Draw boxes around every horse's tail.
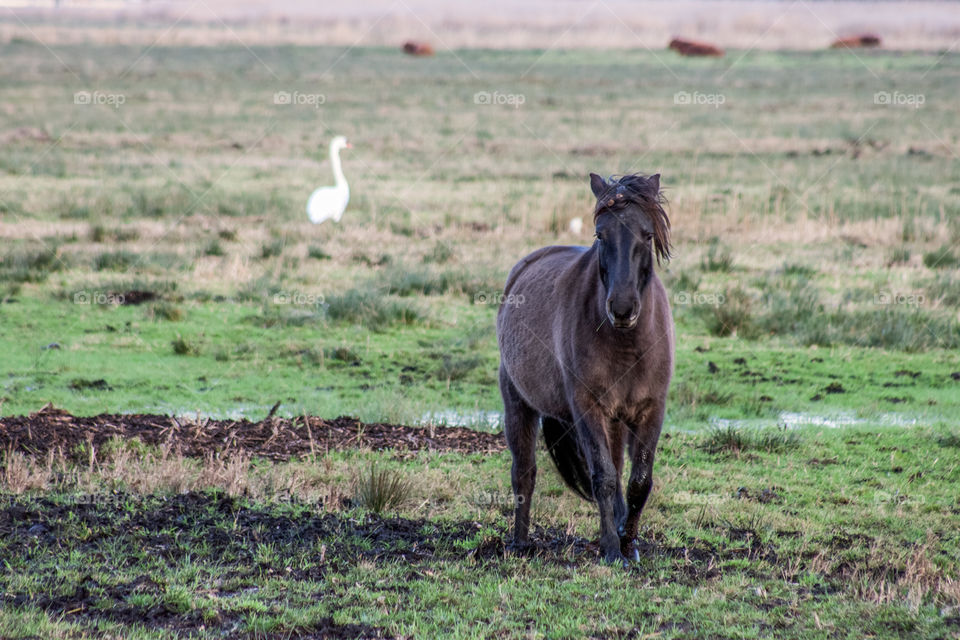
[541,417,594,502]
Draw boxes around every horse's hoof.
[602,550,628,566]
[506,540,534,556]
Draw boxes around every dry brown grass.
[803,533,960,611]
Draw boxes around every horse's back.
[497,245,590,418]
[502,245,588,297]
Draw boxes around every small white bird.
[568,217,583,235]
[306,136,351,224]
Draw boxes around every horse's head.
[590,172,671,329]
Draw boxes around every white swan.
[306,136,351,224]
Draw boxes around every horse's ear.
[648,173,661,194]
[589,173,606,198]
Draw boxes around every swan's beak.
[345,142,353,149]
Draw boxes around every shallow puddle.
[418,410,503,431]
[708,410,921,432]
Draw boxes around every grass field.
[1,40,960,638]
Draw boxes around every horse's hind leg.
[499,365,538,550]
[622,402,665,560]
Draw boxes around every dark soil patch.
[894,369,921,379]
[117,289,158,305]
[0,405,505,462]
[68,378,111,391]
[735,486,782,503]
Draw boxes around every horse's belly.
[497,301,569,418]
[505,350,568,418]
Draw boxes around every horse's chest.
[575,350,649,400]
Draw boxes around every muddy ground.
[0,405,505,462]
[0,490,794,639]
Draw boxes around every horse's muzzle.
[607,300,640,329]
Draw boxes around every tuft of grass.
[260,238,285,259]
[756,277,822,337]
[384,266,502,298]
[704,286,754,337]
[354,464,412,515]
[924,273,960,307]
[665,269,700,295]
[352,252,392,267]
[808,308,960,352]
[324,287,422,331]
[148,302,184,321]
[94,250,138,272]
[435,353,483,382]
[778,262,817,278]
[0,245,66,283]
[90,226,140,243]
[203,240,225,257]
[700,239,734,272]
[423,241,455,264]
[936,432,960,448]
[887,247,911,266]
[307,245,332,260]
[236,276,284,303]
[923,244,960,269]
[326,345,360,363]
[701,425,799,456]
[171,334,202,356]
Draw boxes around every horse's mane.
[593,174,671,264]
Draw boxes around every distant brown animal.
[668,38,724,57]
[497,172,674,565]
[830,34,881,49]
[402,41,434,56]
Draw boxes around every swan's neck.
[330,146,347,188]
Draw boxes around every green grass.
[0,43,958,423]
[1,425,958,638]
[1,39,960,639]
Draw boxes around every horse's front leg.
[572,405,624,565]
[621,402,665,560]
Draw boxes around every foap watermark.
[874,291,925,307]
[472,490,525,508]
[874,91,925,109]
[473,91,525,108]
[674,91,725,108]
[874,490,926,507]
[674,291,726,306]
[673,490,726,505]
[273,291,326,306]
[474,291,525,306]
[73,290,125,305]
[273,91,326,109]
[74,91,125,109]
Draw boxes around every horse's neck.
[580,246,611,329]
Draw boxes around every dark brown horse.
[497,172,674,564]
